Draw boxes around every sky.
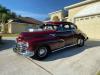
[0,0,82,21]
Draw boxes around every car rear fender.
[78,33,87,40]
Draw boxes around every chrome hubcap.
[38,47,47,57]
[78,39,83,45]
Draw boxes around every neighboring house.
[0,17,43,33]
[49,0,100,39]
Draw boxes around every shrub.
[97,71,100,75]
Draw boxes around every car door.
[56,24,74,46]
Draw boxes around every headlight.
[23,42,29,47]
[26,42,29,47]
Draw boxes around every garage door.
[75,15,100,40]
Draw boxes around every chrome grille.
[17,42,27,53]
[13,42,34,57]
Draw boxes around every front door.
[56,24,74,46]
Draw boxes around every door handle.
[58,39,65,43]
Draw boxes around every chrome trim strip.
[52,44,77,52]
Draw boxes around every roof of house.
[49,0,96,16]
[64,0,96,9]
[18,17,44,24]
[45,21,74,25]
[10,17,43,25]
[49,10,63,15]
[74,2,100,18]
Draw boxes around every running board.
[52,44,77,52]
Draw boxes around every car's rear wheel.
[77,38,84,47]
[34,46,49,60]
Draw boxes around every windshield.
[42,25,57,30]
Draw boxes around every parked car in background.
[13,22,88,60]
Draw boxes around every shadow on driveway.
[43,40,100,61]
[0,40,15,51]
[0,38,100,61]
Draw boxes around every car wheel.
[34,46,49,60]
[77,38,84,47]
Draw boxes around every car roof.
[45,22,74,25]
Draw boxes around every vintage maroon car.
[13,22,88,60]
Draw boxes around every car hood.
[17,30,56,41]
[21,30,56,36]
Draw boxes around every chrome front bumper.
[13,43,34,57]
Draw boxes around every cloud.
[13,10,48,20]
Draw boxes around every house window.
[80,18,84,20]
[97,15,100,18]
[85,17,89,20]
[75,18,79,21]
[91,16,95,19]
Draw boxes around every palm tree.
[0,5,18,23]
[0,5,9,22]
[0,5,18,33]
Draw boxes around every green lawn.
[0,33,19,37]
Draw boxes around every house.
[0,17,43,33]
[49,0,100,39]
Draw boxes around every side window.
[70,25,77,30]
[47,26,53,30]
[44,26,53,30]
[53,26,57,30]
[56,24,63,31]
[64,25,69,29]
[63,25,70,31]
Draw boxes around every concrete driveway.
[0,37,100,75]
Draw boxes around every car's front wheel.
[34,46,49,60]
[77,38,84,47]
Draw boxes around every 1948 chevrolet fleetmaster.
[13,22,88,60]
